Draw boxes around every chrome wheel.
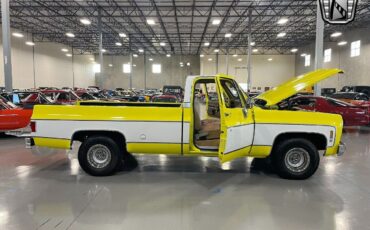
[87,144,112,169]
[284,147,310,173]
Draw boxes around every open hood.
[255,68,343,106]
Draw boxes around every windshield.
[327,98,353,107]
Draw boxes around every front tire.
[78,136,120,176]
[272,138,320,180]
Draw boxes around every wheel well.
[272,132,327,151]
[72,130,126,151]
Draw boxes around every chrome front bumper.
[337,142,346,156]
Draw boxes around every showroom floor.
[0,129,370,230]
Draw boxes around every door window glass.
[220,79,243,108]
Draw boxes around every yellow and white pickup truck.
[27,69,345,179]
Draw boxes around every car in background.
[0,96,32,132]
[1,91,52,108]
[163,85,184,101]
[340,86,370,96]
[331,92,370,107]
[74,90,97,100]
[321,88,336,97]
[248,92,260,98]
[288,96,369,126]
[42,90,81,104]
[151,94,179,103]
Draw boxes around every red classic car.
[0,96,32,131]
[331,92,370,107]
[289,96,370,126]
[42,90,81,104]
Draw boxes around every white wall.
[295,27,370,90]
[0,29,95,89]
[201,54,296,91]
[96,55,200,89]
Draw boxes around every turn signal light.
[30,121,36,132]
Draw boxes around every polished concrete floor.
[0,128,370,230]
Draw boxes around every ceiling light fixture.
[277,18,289,25]
[66,53,72,57]
[268,58,273,61]
[119,33,127,38]
[138,49,144,53]
[115,42,122,46]
[12,32,24,38]
[300,53,307,57]
[232,54,238,57]
[212,19,221,25]
[251,42,255,46]
[61,48,68,52]
[101,49,107,53]
[147,19,155,25]
[208,58,213,61]
[337,41,347,46]
[214,49,219,53]
[204,42,210,47]
[238,58,242,62]
[108,64,113,67]
[159,42,166,46]
[252,49,258,53]
[277,32,286,38]
[133,54,138,57]
[149,58,153,61]
[166,54,171,57]
[66,32,75,38]
[291,48,298,53]
[330,32,342,38]
[80,18,91,25]
[25,41,35,46]
[225,33,232,38]
[187,62,190,66]
[200,54,204,57]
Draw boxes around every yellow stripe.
[250,146,272,158]
[127,143,182,154]
[34,137,71,149]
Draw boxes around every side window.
[220,79,243,108]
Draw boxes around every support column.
[314,0,324,96]
[98,9,104,83]
[215,53,219,74]
[226,48,229,75]
[247,8,252,92]
[2,0,13,91]
[144,51,147,90]
[32,35,36,89]
[72,47,75,88]
[129,34,133,89]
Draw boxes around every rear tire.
[272,138,320,180]
[78,136,120,176]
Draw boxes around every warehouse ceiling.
[6,0,370,55]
